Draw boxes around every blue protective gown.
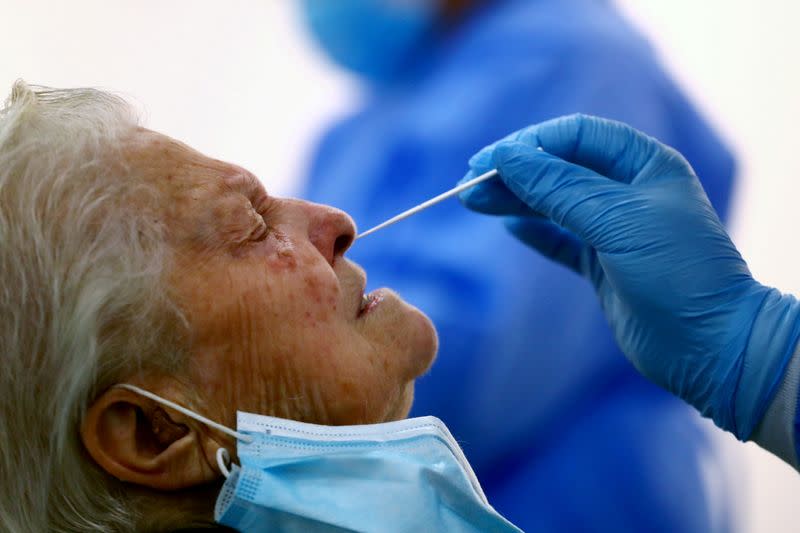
[303,0,737,531]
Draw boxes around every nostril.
[333,234,353,257]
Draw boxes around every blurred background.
[1,1,797,531]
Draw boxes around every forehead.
[125,128,261,196]
[123,129,272,254]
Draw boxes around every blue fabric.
[302,0,736,530]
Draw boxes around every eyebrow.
[221,170,269,203]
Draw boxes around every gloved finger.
[492,140,627,247]
[503,215,595,278]
[458,168,538,216]
[466,127,533,175]
[533,114,694,185]
[460,129,542,216]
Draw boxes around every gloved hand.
[460,114,800,440]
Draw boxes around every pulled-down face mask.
[118,384,521,532]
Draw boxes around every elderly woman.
[0,82,439,531]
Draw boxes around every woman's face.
[130,129,437,427]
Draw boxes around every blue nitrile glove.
[459,114,800,440]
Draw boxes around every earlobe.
[81,385,221,490]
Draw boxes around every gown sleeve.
[752,340,800,469]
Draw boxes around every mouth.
[357,289,383,318]
[347,260,383,319]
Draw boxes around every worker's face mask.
[118,384,520,533]
[300,0,440,83]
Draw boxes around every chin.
[368,290,439,377]
[406,305,438,376]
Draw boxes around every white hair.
[0,82,195,531]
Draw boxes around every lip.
[346,260,382,319]
[357,289,384,318]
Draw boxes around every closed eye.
[248,216,269,242]
[248,196,280,243]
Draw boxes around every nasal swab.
[356,169,498,239]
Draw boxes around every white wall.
[0,0,355,197]
[1,1,798,531]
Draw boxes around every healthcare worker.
[299,1,736,530]
[459,113,800,471]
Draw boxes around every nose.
[306,202,356,265]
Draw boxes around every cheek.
[260,236,340,319]
[264,307,407,425]
[183,239,407,424]
[297,272,340,323]
[274,251,344,327]
[253,230,298,270]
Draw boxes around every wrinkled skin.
[129,128,438,429]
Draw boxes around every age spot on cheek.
[266,232,298,271]
[302,275,322,304]
[276,248,297,270]
[303,309,325,328]
[265,253,297,273]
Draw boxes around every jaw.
[383,382,416,422]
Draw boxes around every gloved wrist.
[728,285,800,440]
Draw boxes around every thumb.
[493,141,627,247]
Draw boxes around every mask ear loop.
[216,448,232,478]
[115,384,254,477]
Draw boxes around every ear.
[81,384,223,490]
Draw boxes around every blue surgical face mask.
[300,0,440,83]
[118,384,521,533]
